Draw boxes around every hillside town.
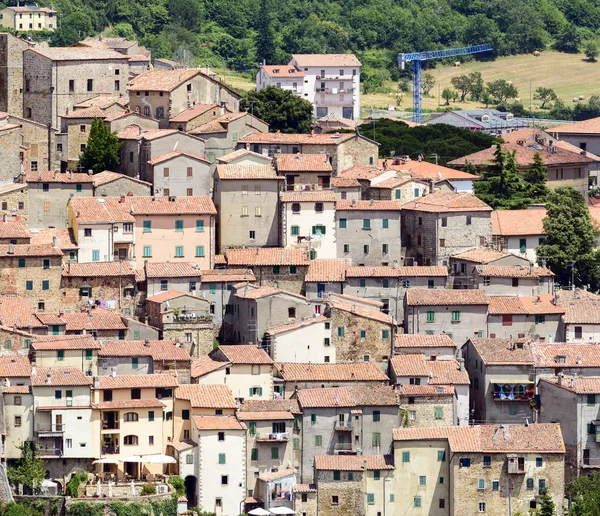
[0,27,600,516]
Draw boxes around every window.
[141,245,151,258]
[373,470,381,480]
[312,225,326,235]
[519,238,527,254]
[483,456,491,467]
[575,326,583,339]
[382,329,389,339]
[339,218,347,228]
[311,413,317,424]
[492,480,499,491]
[91,249,100,262]
[57,350,64,361]
[479,502,486,513]
[175,246,184,257]
[372,432,381,446]
[364,245,370,254]
[451,311,461,321]
[87,79,93,92]
[363,218,370,229]
[54,390,62,400]
[218,453,226,464]
[478,479,486,490]
[360,329,366,339]
[148,411,154,422]
[292,203,301,214]
[502,315,513,326]
[85,350,92,361]
[526,478,534,489]
[143,220,151,232]
[124,435,138,446]
[175,220,184,232]
[215,499,222,508]
[14,416,21,427]
[439,238,445,247]
[131,388,141,400]
[273,265,280,274]
[337,326,345,337]
[160,280,168,291]
[535,315,546,324]
[331,496,339,505]
[536,457,543,467]
[426,311,435,322]
[509,404,517,416]
[438,450,446,461]
[251,448,258,461]
[367,493,375,505]
[291,225,300,235]
[315,435,322,446]
[395,190,401,200]
[315,202,324,213]
[382,244,389,254]
[459,458,471,468]
[414,497,421,508]
[434,407,443,419]
[402,451,410,463]
[419,475,427,486]
[124,412,139,422]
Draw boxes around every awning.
[592,420,600,425]
[92,459,119,465]
[120,455,143,463]
[249,509,271,516]
[143,454,176,464]
[269,508,295,515]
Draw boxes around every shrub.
[66,472,88,498]
[168,476,185,497]
[68,501,104,516]
[141,484,156,496]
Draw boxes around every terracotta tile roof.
[0,183,28,195]
[61,107,106,119]
[117,124,143,140]
[396,385,455,396]
[102,110,154,123]
[346,266,447,278]
[293,484,316,493]
[281,191,337,203]
[225,248,309,266]
[167,440,197,452]
[451,248,511,263]
[214,255,226,265]
[276,362,389,382]
[96,373,178,390]
[520,295,564,315]
[305,259,350,282]
[62,261,135,277]
[327,293,383,307]
[292,54,361,67]
[30,228,78,250]
[128,54,151,62]
[331,177,361,187]
[31,367,92,386]
[0,220,31,240]
[146,290,187,304]
[188,112,254,134]
[0,244,62,258]
[145,262,203,278]
[336,200,402,211]
[216,149,271,164]
[8,6,55,12]
[238,398,301,415]
[93,400,165,410]
[382,159,479,182]
[235,286,291,300]
[328,297,396,324]
[147,150,209,166]
[239,132,356,145]
[128,69,201,92]
[3,385,30,394]
[215,345,273,365]
[261,65,305,78]
[370,177,418,189]
[192,415,245,430]
[448,142,593,167]
[487,296,528,315]
[0,294,45,328]
[236,411,293,421]
[402,191,492,213]
[169,104,220,122]
[215,164,280,180]
[98,340,191,362]
[191,356,229,378]
[392,423,564,453]
[297,385,398,408]
[276,154,333,172]
[405,288,488,306]
[491,208,545,236]
[265,315,328,336]
[176,384,236,409]
[58,310,126,331]
[390,355,470,385]
[339,166,385,180]
[470,338,534,365]
[69,197,135,223]
[476,265,554,278]
[30,47,128,62]
[31,335,101,350]
[35,313,66,326]
[532,343,600,368]
[395,334,457,349]
[74,95,129,110]
[555,290,600,323]
[315,455,393,471]
[0,355,31,377]
[200,268,256,283]
[259,468,296,482]
[550,117,600,135]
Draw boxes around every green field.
[213,51,600,118]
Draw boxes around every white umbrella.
[95,480,102,497]
[269,508,295,515]
[120,455,144,463]
[143,454,176,464]
[93,459,119,464]
[248,509,271,516]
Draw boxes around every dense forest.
[10,0,600,80]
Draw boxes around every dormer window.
[481,115,489,122]
[555,355,566,364]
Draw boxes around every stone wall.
[162,321,215,358]
[251,265,308,295]
[0,327,33,354]
[0,185,28,225]
[399,395,454,427]
[294,491,316,516]
[337,136,379,174]
[0,34,29,116]
[94,178,151,197]
[316,471,363,516]
[8,116,59,172]
[119,139,141,178]
[0,126,22,184]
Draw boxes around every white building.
[193,415,246,516]
[491,208,546,263]
[280,191,337,259]
[257,54,361,121]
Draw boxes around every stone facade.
[8,115,59,172]
[93,175,152,197]
[398,394,455,428]
[0,34,30,116]
[243,265,308,295]
[0,123,22,184]
[316,471,363,516]
[162,322,214,358]
[0,184,28,224]
[293,489,317,516]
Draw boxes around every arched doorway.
[185,475,197,509]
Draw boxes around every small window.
[414,497,421,508]
[87,79,93,92]
[419,476,426,486]
[536,457,543,467]
[218,453,226,464]
[459,458,471,468]
[478,478,485,490]
[292,203,301,214]
[339,218,347,228]
[362,218,370,229]
[492,480,499,491]
[438,450,445,461]
[331,496,339,505]
[14,416,21,427]
[483,456,491,467]
[479,502,486,513]
[402,451,410,463]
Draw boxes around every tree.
[240,86,313,133]
[523,152,549,201]
[480,89,492,108]
[79,118,123,174]
[7,441,46,494]
[486,79,518,103]
[538,488,556,516]
[536,188,600,290]
[534,87,558,109]
[451,72,483,102]
[554,23,582,53]
[441,88,453,105]
[255,0,276,64]
[585,42,599,62]
[473,144,530,209]
[421,72,435,96]
[568,471,600,516]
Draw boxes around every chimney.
[87,169,93,176]
[52,236,58,248]
[119,194,126,203]
[93,376,100,389]
[2,214,6,223]
[144,338,150,347]
[111,369,116,378]
[65,108,69,116]
[45,372,52,384]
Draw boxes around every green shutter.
[333,471,340,481]
[367,493,375,504]
[218,453,226,464]
[315,435,322,446]
[196,220,205,232]
[148,411,154,421]
[382,329,389,339]
[175,220,184,231]
[438,450,446,461]
[85,350,92,361]
[339,218,346,228]
[251,448,258,460]
[196,246,205,257]
[92,250,99,261]
[395,190,401,199]
[434,407,443,419]
[143,220,151,232]
[373,470,380,480]
[338,326,345,337]
[249,422,256,435]
[382,219,389,229]
[427,311,435,322]
[57,350,64,361]
[293,438,300,450]
[402,451,410,462]
[258,387,263,396]
[271,447,279,459]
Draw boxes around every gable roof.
[276,154,333,172]
[191,355,230,379]
[491,209,546,236]
[31,335,101,350]
[550,117,600,135]
[336,200,402,211]
[451,248,512,264]
[291,54,361,67]
[189,112,260,135]
[58,310,126,331]
[383,159,479,182]
[315,455,393,471]
[476,265,554,278]
[216,164,280,180]
[237,398,301,418]
[401,191,492,213]
[0,220,31,240]
[281,191,337,203]
[176,384,236,408]
[192,415,245,430]
[216,149,272,164]
[145,262,203,278]
[328,297,396,325]
[98,340,191,361]
[345,266,448,278]
[389,354,470,385]
[29,47,127,62]
[264,315,329,337]
[31,367,92,387]
[91,171,152,188]
[297,385,398,408]
[276,362,389,382]
[540,376,600,394]
[128,69,201,92]
[213,345,273,365]
[169,104,220,123]
[469,338,534,365]
[147,150,209,166]
[405,288,488,306]
[96,373,178,390]
[395,334,457,349]
[261,65,305,78]
[239,132,357,146]
[0,355,31,377]
[62,261,135,277]
[225,247,309,266]
[305,259,350,282]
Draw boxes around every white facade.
[267,321,334,363]
[256,67,304,97]
[281,199,336,259]
[71,221,136,264]
[213,364,273,401]
[565,323,600,343]
[195,425,246,516]
[455,384,470,426]
[500,234,545,264]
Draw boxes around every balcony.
[291,235,323,250]
[315,100,354,107]
[334,443,356,454]
[36,424,64,436]
[37,448,63,457]
[334,421,352,431]
[102,421,120,431]
[316,75,354,81]
[173,312,212,323]
[102,445,120,454]
[493,383,535,402]
[256,432,289,442]
[315,87,355,93]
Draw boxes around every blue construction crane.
[398,44,493,123]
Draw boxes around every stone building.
[394,333,458,359]
[389,353,470,426]
[555,288,600,343]
[303,259,349,300]
[214,164,283,250]
[297,386,400,483]
[168,103,224,132]
[314,455,393,516]
[216,148,273,167]
[404,289,489,346]
[292,484,317,516]
[336,165,389,199]
[331,176,362,201]
[396,385,456,428]
[58,107,106,169]
[189,112,268,163]
[391,423,565,515]
[147,151,212,197]
[8,114,59,172]
[280,191,337,259]
[327,296,395,363]
[224,248,310,294]
[30,335,100,374]
[238,132,379,175]
[91,170,152,197]
[127,69,241,128]
[58,309,127,340]
[104,110,158,134]
[369,176,430,202]
[335,200,402,266]
[23,47,129,128]
[0,218,30,244]
[402,191,492,267]
[0,184,29,224]
[73,94,129,116]
[23,170,94,229]
[0,115,22,184]
[0,34,31,116]
[274,153,333,190]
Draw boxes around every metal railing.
[36,424,64,433]
[334,443,353,452]
[334,421,352,431]
[256,432,289,442]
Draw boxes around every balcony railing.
[256,432,289,442]
[102,445,120,454]
[315,100,354,107]
[37,448,63,457]
[493,383,535,402]
[316,75,355,80]
[36,424,64,434]
[334,443,354,453]
[102,421,119,430]
[173,313,212,323]
[316,87,355,93]
[334,421,352,431]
